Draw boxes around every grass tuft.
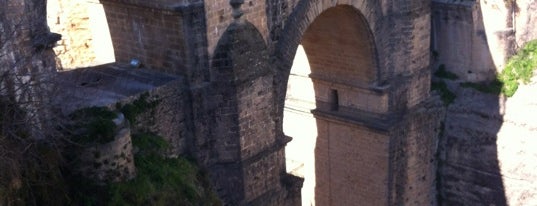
[460,80,503,95]
[431,81,456,105]
[69,107,118,144]
[434,64,459,80]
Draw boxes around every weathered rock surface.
[439,76,537,205]
[497,77,537,206]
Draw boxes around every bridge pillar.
[210,12,302,204]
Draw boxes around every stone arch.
[302,5,379,88]
[210,20,291,205]
[271,0,440,204]
[273,0,384,77]
[276,3,394,205]
[211,20,270,84]
[272,1,388,134]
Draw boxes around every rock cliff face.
[438,87,506,205]
[434,2,537,203]
[438,77,537,205]
[432,0,537,82]
[496,77,537,205]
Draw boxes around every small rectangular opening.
[330,89,339,111]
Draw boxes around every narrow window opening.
[330,89,339,111]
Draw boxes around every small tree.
[0,0,67,205]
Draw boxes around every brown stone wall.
[1,0,58,138]
[390,0,432,109]
[1,0,57,74]
[0,0,450,205]
[204,0,268,55]
[394,0,432,61]
[74,120,136,184]
[271,1,435,205]
[301,6,376,87]
[266,0,299,46]
[101,1,188,75]
[391,97,445,206]
[118,77,189,157]
[405,69,433,109]
[238,75,276,161]
[312,78,390,115]
[47,0,99,69]
[208,20,299,205]
[314,116,391,205]
[56,64,190,157]
[243,149,286,202]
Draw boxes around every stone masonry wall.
[204,0,268,56]
[269,1,436,205]
[47,0,101,69]
[208,19,298,205]
[313,115,391,206]
[238,75,276,162]
[301,5,376,87]
[1,0,59,138]
[117,76,189,157]
[56,65,190,157]
[30,0,445,205]
[100,0,189,75]
[73,115,136,184]
[391,96,445,206]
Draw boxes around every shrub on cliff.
[498,40,537,97]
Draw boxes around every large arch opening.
[283,5,384,205]
[46,0,115,69]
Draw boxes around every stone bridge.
[101,0,441,205]
[5,0,444,205]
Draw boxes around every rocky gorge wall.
[433,1,537,205]
[437,79,537,205]
[432,0,537,82]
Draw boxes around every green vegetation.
[460,80,503,94]
[432,50,439,61]
[497,40,537,97]
[118,93,160,125]
[0,139,68,206]
[431,65,458,105]
[434,64,459,80]
[69,107,118,144]
[69,133,221,206]
[1,92,219,206]
[108,134,220,206]
[458,40,537,97]
[431,81,456,105]
[68,93,161,145]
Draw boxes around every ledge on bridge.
[53,63,181,115]
[99,0,201,12]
